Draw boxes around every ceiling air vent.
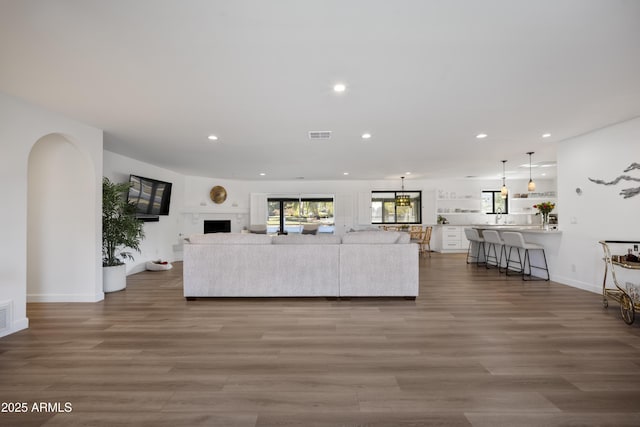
[308,131,332,140]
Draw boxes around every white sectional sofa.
[339,232,420,297]
[183,231,419,299]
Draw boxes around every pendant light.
[395,176,411,206]
[500,160,508,199]
[527,151,536,192]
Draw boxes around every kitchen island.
[472,226,562,279]
[431,224,562,279]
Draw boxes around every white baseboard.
[27,293,104,303]
[551,274,600,294]
[0,317,28,338]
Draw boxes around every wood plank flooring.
[2,254,640,426]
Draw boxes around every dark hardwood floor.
[2,254,640,426]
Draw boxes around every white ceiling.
[1,0,639,181]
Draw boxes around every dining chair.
[419,226,432,257]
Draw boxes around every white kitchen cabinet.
[432,225,470,253]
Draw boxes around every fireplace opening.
[204,220,231,234]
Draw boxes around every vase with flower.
[533,201,555,230]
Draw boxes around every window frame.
[267,197,335,234]
[371,190,422,224]
[482,190,509,215]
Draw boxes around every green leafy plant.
[102,177,145,266]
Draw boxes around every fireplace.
[204,220,231,234]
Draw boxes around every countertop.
[479,227,562,234]
[433,224,562,234]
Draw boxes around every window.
[267,197,334,234]
[481,190,508,214]
[371,191,421,224]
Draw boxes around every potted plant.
[533,201,556,230]
[102,177,145,292]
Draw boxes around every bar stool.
[482,230,506,273]
[501,232,550,281]
[464,228,485,266]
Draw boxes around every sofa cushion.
[248,224,267,234]
[396,233,411,243]
[301,224,319,235]
[272,234,341,245]
[188,233,272,245]
[341,231,407,244]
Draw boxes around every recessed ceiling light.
[333,83,346,93]
[406,172,411,175]
[476,133,488,139]
[207,135,218,141]
[542,133,551,138]
[361,133,372,139]
[343,172,349,176]
[259,172,266,176]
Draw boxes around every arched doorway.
[27,134,97,301]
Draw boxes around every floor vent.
[0,301,10,332]
[308,131,332,140]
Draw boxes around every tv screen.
[127,175,172,217]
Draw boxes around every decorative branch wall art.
[589,162,640,199]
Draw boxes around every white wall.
[425,177,557,226]
[27,134,97,302]
[181,176,420,237]
[180,175,557,236]
[0,92,103,337]
[555,117,640,293]
[103,151,185,274]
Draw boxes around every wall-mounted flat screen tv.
[127,175,172,219]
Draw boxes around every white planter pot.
[103,264,126,293]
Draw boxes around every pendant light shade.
[395,176,411,206]
[527,151,536,192]
[500,160,508,199]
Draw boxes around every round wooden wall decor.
[209,186,227,204]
